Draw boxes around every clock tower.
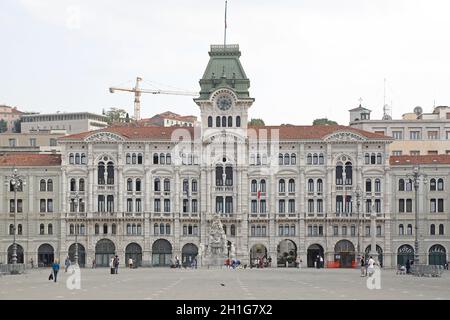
[194,44,254,133]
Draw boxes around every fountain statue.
[203,213,228,268]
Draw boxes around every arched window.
[319,153,324,164]
[370,153,376,164]
[288,179,295,192]
[192,179,198,192]
[256,154,261,165]
[17,224,22,235]
[222,116,226,127]
[69,224,74,235]
[137,153,143,164]
[336,162,343,185]
[216,116,221,127]
[430,224,435,235]
[47,179,53,191]
[399,179,405,191]
[165,223,171,235]
[375,179,381,192]
[228,116,232,127]
[40,179,46,192]
[166,153,171,165]
[127,178,133,191]
[153,223,159,235]
[278,179,285,193]
[132,224,137,235]
[208,116,213,127]
[439,224,444,235]
[160,153,165,165]
[127,224,131,235]
[81,153,86,164]
[236,116,241,127]
[284,153,290,165]
[164,179,170,192]
[313,153,318,165]
[107,162,114,184]
[160,223,164,235]
[131,153,136,164]
[48,223,53,235]
[308,179,314,192]
[69,153,74,164]
[9,224,14,235]
[399,224,404,235]
[366,179,372,192]
[317,179,323,193]
[79,178,85,192]
[407,224,413,235]
[437,178,444,191]
[103,223,108,234]
[225,166,233,186]
[405,179,412,191]
[74,153,80,164]
[135,179,141,192]
[376,153,382,164]
[95,223,99,235]
[39,224,45,235]
[137,224,142,235]
[250,154,255,165]
[278,154,283,165]
[154,178,160,191]
[183,179,189,193]
[307,153,312,165]
[111,223,116,235]
[230,224,236,236]
[345,162,353,185]
[215,165,224,186]
[251,180,257,193]
[291,153,296,165]
[153,153,159,164]
[430,178,436,191]
[260,179,266,192]
[365,153,370,164]
[70,178,76,191]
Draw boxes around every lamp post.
[5,168,26,265]
[369,196,378,263]
[409,166,427,265]
[73,192,80,266]
[355,185,362,259]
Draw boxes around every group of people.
[314,255,324,268]
[224,258,241,269]
[360,256,378,277]
[251,256,271,268]
[109,255,120,274]
[171,256,198,269]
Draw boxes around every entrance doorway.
[397,244,414,267]
[429,244,446,266]
[334,240,355,268]
[181,243,198,267]
[277,240,297,267]
[307,244,324,268]
[249,244,267,267]
[68,243,86,267]
[125,243,142,267]
[38,244,54,267]
[95,239,115,267]
[152,239,172,266]
[7,244,24,264]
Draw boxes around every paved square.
[1,267,449,300]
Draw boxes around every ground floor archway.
[397,244,414,267]
[95,239,115,267]
[249,244,268,267]
[277,239,297,267]
[181,243,198,267]
[38,244,54,267]
[125,243,142,267]
[365,245,383,267]
[152,239,172,267]
[334,240,355,268]
[307,244,324,268]
[7,244,24,264]
[429,244,446,266]
[68,243,86,267]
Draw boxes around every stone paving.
[0,267,449,300]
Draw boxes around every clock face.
[216,95,233,111]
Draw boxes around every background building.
[138,111,198,127]
[0,130,65,154]
[0,105,24,132]
[350,105,450,156]
[20,112,108,134]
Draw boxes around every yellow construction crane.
[109,77,198,120]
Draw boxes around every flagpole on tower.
[224,0,228,47]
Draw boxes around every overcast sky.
[1,0,450,125]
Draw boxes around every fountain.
[201,213,228,268]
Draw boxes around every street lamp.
[5,168,26,265]
[409,166,427,265]
[369,196,378,263]
[355,185,362,259]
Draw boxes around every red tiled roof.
[0,154,61,166]
[60,124,391,141]
[390,155,450,165]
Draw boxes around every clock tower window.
[216,116,221,127]
[208,116,212,127]
[222,116,226,127]
[236,116,241,127]
[228,116,232,127]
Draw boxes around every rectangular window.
[333,225,338,236]
[251,200,257,213]
[351,225,356,236]
[410,150,420,156]
[135,199,141,212]
[192,199,198,213]
[278,200,285,213]
[319,225,323,236]
[410,131,421,140]
[288,199,295,213]
[446,131,450,140]
[47,199,53,212]
[10,199,15,213]
[50,138,57,146]
[438,199,444,212]
[127,199,133,212]
[365,226,370,236]
[308,199,314,213]
[427,131,438,140]
[392,151,403,156]
[342,226,347,236]
[428,150,438,155]
[154,199,161,212]
[430,199,437,212]
[376,225,382,236]
[308,226,312,236]
[262,226,267,236]
[317,199,323,213]
[399,199,405,212]
[40,199,46,212]
[392,131,403,140]
[9,139,16,147]
[406,199,412,212]
[183,199,189,213]
[313,225,318,236]
[17,199,23,213]
[29,138,36,146]
[260,200,266,213]
[164,199,170,212]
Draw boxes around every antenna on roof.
[224,1,228,47]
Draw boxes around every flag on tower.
[225,1,228,29]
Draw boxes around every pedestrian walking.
[319,256,324,269]
[114,255,120,274]
[406,259,411,274]
[128,258,133,269]
[110,256,115,274]
[30,258,34,269]
[367,256,375,276]
[92,258,96,269]
[360,256,366,277]
[64,256,70,272]
[51,259,60,282]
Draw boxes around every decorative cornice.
[84,132,125,143]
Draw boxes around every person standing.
[319,256,324,269]
[114,255,119,274]
[92,258,96,269]
[64,256,70,272]
[110,256,115,274]
[405,259,411,274]
[360,256,366,277]
[367,256,375,276]
[51,259,60,283]
[128,258,133,269]
[30,258,34,269]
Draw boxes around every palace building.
[1,44,449,268]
